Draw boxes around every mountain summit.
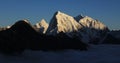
[46,11,82,35]
[78,16,108,30]
[46,11,109,43]
[35,19,48,33]
[75,15,109,43]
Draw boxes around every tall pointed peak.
[46,11,82,35]
[53,11,60,16]
[54,11,71,17]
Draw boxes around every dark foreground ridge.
[0,20,88,54]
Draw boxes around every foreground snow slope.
[0,45,120,63]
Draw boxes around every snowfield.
[0,44,120,63]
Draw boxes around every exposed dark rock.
[102,30,120,44]
[0,20,40,54]
[38,32,88,51]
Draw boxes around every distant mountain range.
[0,11,119,54]
[46,11,109,43]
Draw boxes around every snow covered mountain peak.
[35,19,48,33]
[77,16,108,30]
[46,11,82,35]
[74,15,109,43]
[35,19,48,28]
